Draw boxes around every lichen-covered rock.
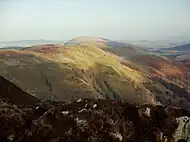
[173,116,190,142]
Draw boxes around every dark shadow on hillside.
[157,78,190,100]
[0,76,39,106]
[103,44,137,58]
[152,77,190,109]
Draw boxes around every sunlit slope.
[0,44,156,105]
[35,43,155,104]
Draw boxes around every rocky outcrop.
[173,116,190,142]
[0,98,190,142]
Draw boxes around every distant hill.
[124,40,190,49]
[66,36,133,47]
[147,43,190,60]
[69,36,109,42]
[66,36,140,57]
[21,44,64,53]
[0,40,65,49]
[175,53,190,61]
[0,47,23,50]
[163,43,190,52]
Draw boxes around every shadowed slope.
[0,76,39,105]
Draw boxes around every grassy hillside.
[0,39,189,108]
[0,43,155,105]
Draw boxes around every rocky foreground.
[0,98,190,142]
[0,76,190,142]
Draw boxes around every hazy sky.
[0,0,190,41]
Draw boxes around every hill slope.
[0,38,190,108]
[0,43,154,105]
